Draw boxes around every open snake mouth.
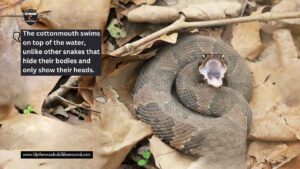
[199,54,227,88]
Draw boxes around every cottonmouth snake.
[133,34,252,168]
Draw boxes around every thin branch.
[240,0,249,16]
[44,76,81,106]
[56,95,101,114]
[60,85,92,91]
[109,11,300,57]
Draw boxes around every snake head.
[199,54,227,88]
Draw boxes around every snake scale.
[133,34,252,169]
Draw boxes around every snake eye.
[202,55,206,58]
[221,55,224,58]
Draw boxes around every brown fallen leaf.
[0,104,19,121]
[0,9,60,112]
[116,21,145,47]
[249,61,300,141]
[247,28,300,141]
[248,141,298,169]
[21,0,111,30]
[271,0,300,25]
[0,87,152,169]
[131,32,178,55]
[273,29,298,65]
[0,0,20,11]
[0,114,110,169]
[127,5,179,24]
[78,76,95,106]
[149,136,194,169]
[180,2,242,21]
[118,0,131,4]
[127,1,242,23]
[92,86,152,155]
[246,29,297,87]
[0,6,60,113]
[95,61,142,112]
[280,142,300,169]
[231,8,265,60]
[261,0,300,34]
[94,49,158,112]
[132,0,156,5]
[246,42,281,87]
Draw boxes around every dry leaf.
[116,21,144,47]
[0,8,60,112]
[78,76,95,106]
[94,86,152,155]
[246,43,280,87]
[231,8,265,60]
[149,136,194,169]
[271,0,300,25]
[247,28,300,141]
[0,104,19,121]
[0,87,152,169]
[131,32,178,55]
[127,5,179,24]
[128,1,242,23]
[0,0,20,10]
[273,29,298,65]
[0,114,109,169]
[21,0,111,29]
[95,61,142,112]
[94,51,158,111]
[246,29,297,87]
[132,0,156,5]
[280,143,300,169]
[180,2,242,21]
[248,141,298,169]
[261,0,300,33]
[249,61,300,141]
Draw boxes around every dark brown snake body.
[133,35,252,168]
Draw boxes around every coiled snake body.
[133,35,252,169]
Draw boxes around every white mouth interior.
[199,59,227,88]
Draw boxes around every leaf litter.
[1,0,300,169]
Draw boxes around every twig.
[60,85,92,91]
[58,101,87,118]
[240,0,249,16]
[44,76,81,106]
[56,95,101,114]
[109,11,300,57]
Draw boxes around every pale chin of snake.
[199,57,227,88]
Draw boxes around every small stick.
[240,0,249,16]
[109,11,300,57]
[60,85,92,91]
[56,95,101,114]
[44,76,81,106]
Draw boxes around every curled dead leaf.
[0,87,152,169]
[132,0,156,5]
[247,28,300,141]
[231,7,265,60]
[127,5,179,24]
[0,11,59,113]
[128,1,242,23]
[273,29,298,65]
[248,141,297,169]
[180,2,242,21]
[149,136,194,169]
[131,32,178,55]
[21,0,111,29]
[249,61,300,141]
[271,0,300,25]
